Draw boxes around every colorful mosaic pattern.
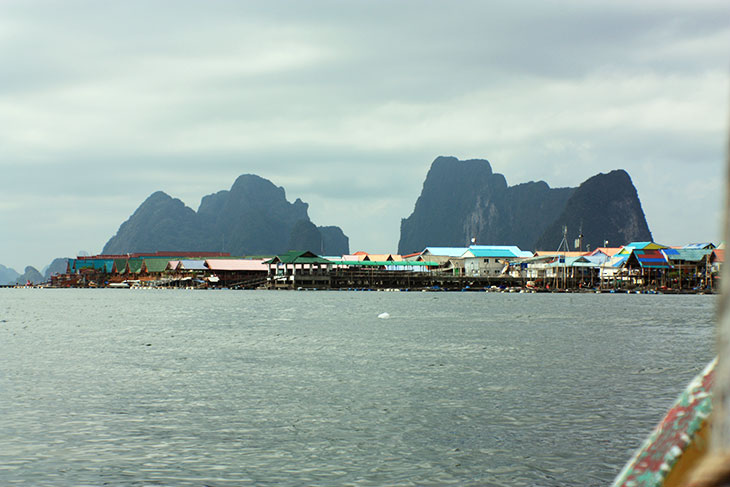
[612,358,716,486]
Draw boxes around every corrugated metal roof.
[662,249,711,262]
[205,259,268,271]
[143,258,169,273]
[683,243,715,250]
[421,247,469,257]
[332,260,438,267]
[80,259,114,273]
[463,246,533,259]
[589,247,622,257]
[634,250,670,268]
[625,242,652,249]
[584,256,605,266]
[624,242,668,251]
[464,249,519,258]
[607,256,628,268]
[127,259,143,274]
[177,259,208,271]
[384,261,433,269]
[534,251,588,258]
[340,255,363,262]
[113,259,128,274]
[73,259,96,272]
[470,245,533,258]
[545,256,599,268]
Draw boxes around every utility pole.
[556,225,569,290]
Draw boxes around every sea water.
[0,289,716,486]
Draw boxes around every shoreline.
[1,283,717,295]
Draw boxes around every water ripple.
[0,290,716,486]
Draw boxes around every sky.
[0,0,728,272]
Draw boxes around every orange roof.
[712,249,725,263]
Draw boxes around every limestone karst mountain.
[102,174,349,256]
[398,156,651,254]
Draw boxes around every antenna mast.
[555,225,570,290]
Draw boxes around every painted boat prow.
[612,357,716,487]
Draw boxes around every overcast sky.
[1,0,728,271]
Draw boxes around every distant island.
[398,156,652,254]
[2,155,659,285]
[102,174,350,256]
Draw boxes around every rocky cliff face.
[534,169,652,250]
[102,174,349,256]
[103,191,204,254]
[318,226,350,256]
[398,156,651,254]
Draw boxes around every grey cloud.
[0,0,727,269]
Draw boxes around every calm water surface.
[0,289,716,486]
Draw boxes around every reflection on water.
[0,289,715,486]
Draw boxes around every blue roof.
[463,245,532,259]
[73,259,94,271]
[624,242,653,250]
[70,259,114,273]
[466,245,533,258]
[466,249,519,258]
[92,259,114,273]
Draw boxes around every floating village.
[13,240,721,293]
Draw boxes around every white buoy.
[378,312,390,319]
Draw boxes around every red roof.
[633,249,670,268]
[77,251,231,260]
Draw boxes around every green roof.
[113,259,128,274]
[127,259,143,274]
[143,258,171,273]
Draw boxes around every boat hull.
[612,358,715,487]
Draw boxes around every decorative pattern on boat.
[612,358,716,487]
